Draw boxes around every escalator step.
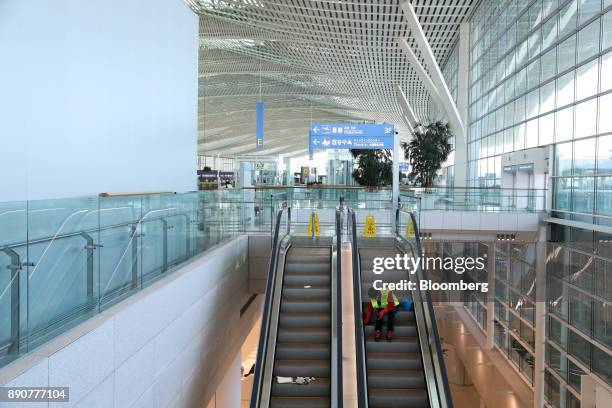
[365,336,420,353]
[278,328,330,343]
[279,312,330,328]
[285,263,330,275]
[285,254,330,263]
[282,287,329,300]
[367,352,423,370]
[367,369,426,389]
[275,342,330,360]
[272,377,330,398]
[270,396,330,408]
[284,273,330,286]
[368,388,428,408]
[281,300,330,313]
[273,359,331,377]
[289,247,330,256]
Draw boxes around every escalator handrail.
[335,209,344,408]
[398,210,454,408]
[349,208,369,408]
[410,210,453,408]
[250,206,290,408]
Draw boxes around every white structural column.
[397,38,441,104]
[453,22,471,187]
[393,131,400,221]
[399,0,466,141]
[212,353,242,408]
[402,116,415,134]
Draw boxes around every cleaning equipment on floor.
[275,376,316,385]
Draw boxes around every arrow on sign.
[312,127,320,133]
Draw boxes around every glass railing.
[0,186,396,368]
[251,186,393,210]
[402,187,546,212]
[0,190,285,367]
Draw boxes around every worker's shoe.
[386,330,393,342]
[375,330,382,341]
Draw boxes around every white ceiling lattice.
[186,0,475,157]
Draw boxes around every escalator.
[349,209,452,408]
[271,240,332,407]
[250,208,342,408]
[359,240,428,407]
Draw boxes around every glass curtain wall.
[438,45,460,186]
[424,237,610,408]
[468,0,612,190]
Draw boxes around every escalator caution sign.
[364,215,376,238]
[406,216,415,238]
[308,212,320,237]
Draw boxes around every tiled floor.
[451,383,482,407]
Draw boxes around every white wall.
[0,236,262,408]
[0,0,198,202]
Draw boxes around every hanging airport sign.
[256,100,264,149]
[309,123,394,155]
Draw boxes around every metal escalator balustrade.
[397,209,453,408]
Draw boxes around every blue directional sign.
[399,162,410,172]
[256,100,264,149]
[309,123,395,155]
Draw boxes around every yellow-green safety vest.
[370,290,400,308]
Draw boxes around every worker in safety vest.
[364,287,400,342]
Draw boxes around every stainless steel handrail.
[334,208,343,408]
[396,209,453,408]
[349,208,369,408]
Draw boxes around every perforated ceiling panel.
[186,0,475,157]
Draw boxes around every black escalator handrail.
[250,206,289,408]
[349,209,368,408]
[408,210,454,408]
[335,209,343,408]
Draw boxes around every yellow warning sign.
[308,212,320,237]
[364,215,377,238]
[406,215,416,238]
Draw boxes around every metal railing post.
[1,247,23,355]
[80,233,102,299]
[130,224,139,289]
[160,218,170,272]
[180,214,192,258]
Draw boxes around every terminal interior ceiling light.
[186,0,475,157]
